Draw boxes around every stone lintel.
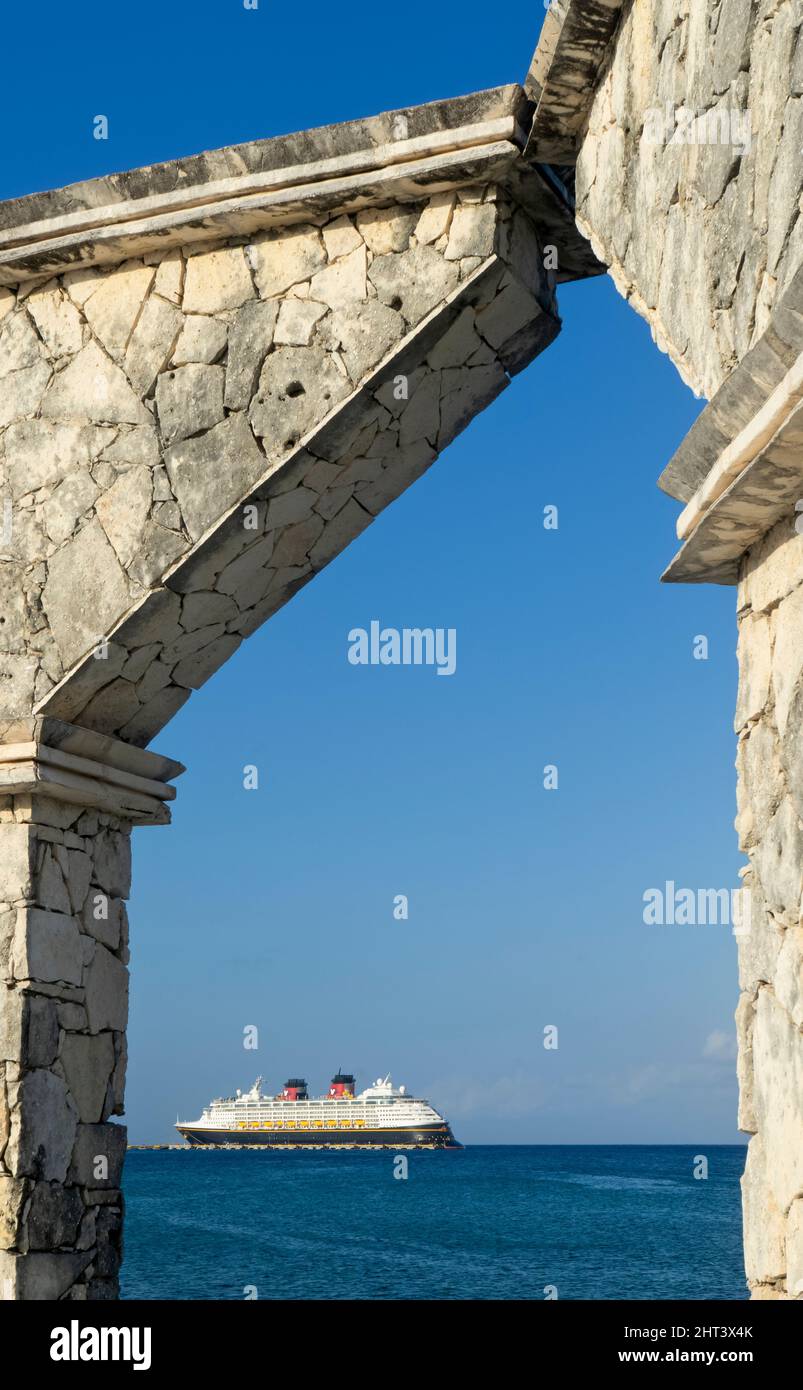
[660,263,803,586]
[523,0,626,164]
[0,90,530,286]
[1,88,527,234]
[0,717,182,824]
[660,263,803,504]
[677,354,803,542]
[662,397,803,586]
[0,82,603,290]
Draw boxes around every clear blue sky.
[2,2,743,1143]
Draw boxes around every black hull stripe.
[176,1125,460,1149]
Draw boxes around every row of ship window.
[212,1114,422,1121]
[234,1121,367,1129]
[212,1106,417,1113]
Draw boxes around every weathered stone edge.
[0,141,521,287]
[0,719,182,824]
[0,89,536,284]
[0,88,530,230]
[523,0,627,163]
[0,717,184,783]
[0,80,606,288]
[661,399,803,586]
[2,121,522,250]
[660,262,803,503]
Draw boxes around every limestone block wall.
[735,513,803,1298]
[0,793,129,1300]
[1,187,556,748]
[575,0,803,399]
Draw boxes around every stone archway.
[0,78,595,1297]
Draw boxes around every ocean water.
[121,1144,747,1300]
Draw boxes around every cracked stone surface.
[0,796,129,1298]
[733,514,803,1299]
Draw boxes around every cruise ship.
[176,1072,461,1148]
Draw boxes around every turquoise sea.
[121,1144,747,1300]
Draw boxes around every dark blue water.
[121,1145,747,1300]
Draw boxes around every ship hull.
[177,1124,461,1149]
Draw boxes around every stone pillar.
[734,517,803,1300]
[0,718,180,1299]
[527,0,803,1298]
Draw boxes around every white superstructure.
[180,1075,446,1136]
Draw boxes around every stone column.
[734,518,803,1300]
[533,0,803,1299]
[0,717,180,1299]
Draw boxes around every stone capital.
[0,718,183,826]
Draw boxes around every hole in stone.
[389,296,403,311]
[286,380,305,398]
[284,439,296,449]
